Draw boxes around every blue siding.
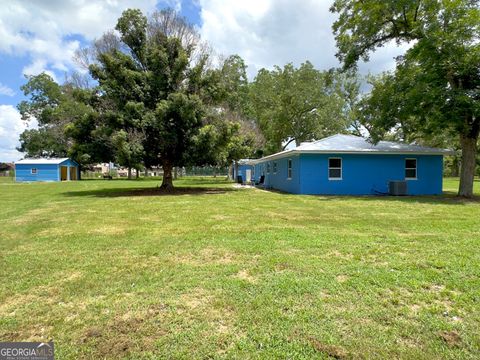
[235,164,253,183]
[61,159,79,167]
[252,163,263,183]
[299,153,443,195]
[15,164,60,182]
[255,156,301,193]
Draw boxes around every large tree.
[250,62,355,154]
[17,73,111,166]
[89,8,216,190]
[17,74,70,158]
[331,0,480,197]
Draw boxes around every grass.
[1,176,479,359]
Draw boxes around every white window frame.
[31,168,38,175]
[405,158,417,180]
[287,159,292,180]
[328,157,342,180]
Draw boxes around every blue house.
[246,134,452,195]
[15,158,80,182]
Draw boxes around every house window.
[328,158,342,180]
[266,163,270,174]
[252,166,255,177]
[31,168,38,175]
[405,158,417,179]
[287,159,292,179]
[273,161,277,174]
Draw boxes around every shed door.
[70,166,77,180]
[60,166,68,181]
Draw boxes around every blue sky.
[0,0,201,109]
[0,0,408,162]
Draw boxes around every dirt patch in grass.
[329,250,354,260]
[275,262,292,271]
[174,248,237,266]
[439,331,462,347]
[180,288,214,310]
[0,293,43,315]
[427,284,446,292]
[38,227,76,237]
[178,288,237,339]
[308,337,347,359]
[235,269,257,284]
[81,326,102,342]
[85,310,167,358]
[336,275,349,283]
[89,225,127,236]
[396,336,423,349]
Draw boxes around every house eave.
[248,149,454,164]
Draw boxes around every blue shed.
[15,158,80,182]
[248,134,452,195]
[233,159,254,184]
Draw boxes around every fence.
[184,166,229,177]
[80,166,230,179]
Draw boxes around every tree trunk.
[136,168,139,179]
[160,160,174,191]
[228,163,233,180]
[144,167,149,178]
[234,161,239,181]
[173,167,178,180]
[128,167,132,180]
[458,134,477,198]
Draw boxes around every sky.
[0,0,409,162]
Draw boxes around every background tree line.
[17,2,479,196]
[17,8,362,190]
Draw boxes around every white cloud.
[199,0,409,78]
[22,59,59,82]
[0,105,37,162]
[0,83,15,97]
[0,0,179,79]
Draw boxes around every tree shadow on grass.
[62,186,235,198]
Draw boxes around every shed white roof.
[249,134,454,163]
[15,158,70,165]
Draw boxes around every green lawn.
[1,177,479,359]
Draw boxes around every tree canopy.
[250,62,358,154]
[17,73,111,164]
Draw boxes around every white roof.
[15,158,71,165]
[250,134,454,163]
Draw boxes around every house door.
[246,169,251,183]
[60,166,68,181]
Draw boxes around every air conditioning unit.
[389,181,408,196]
